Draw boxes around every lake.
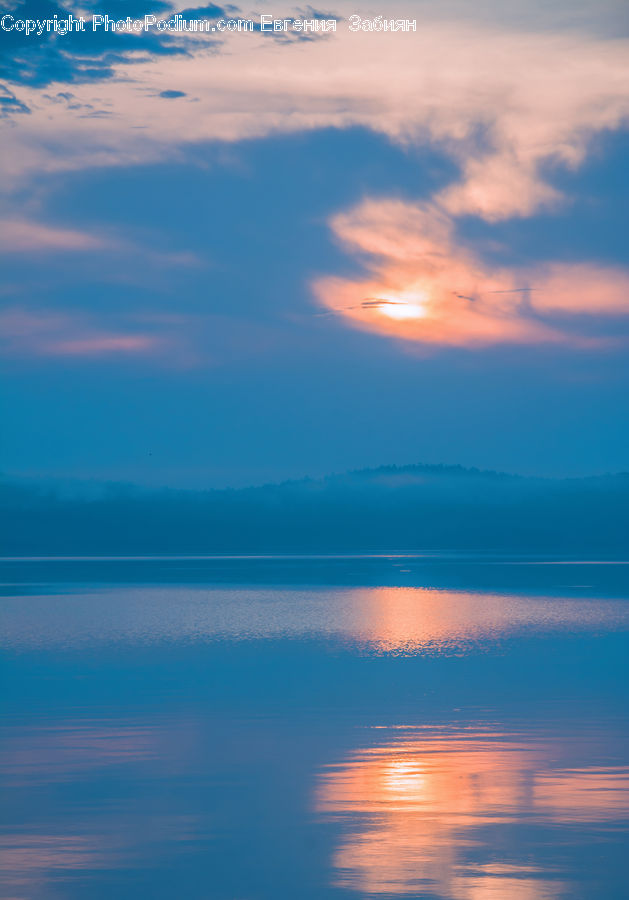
[1,555,628,899]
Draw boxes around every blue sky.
[1,0,629,486]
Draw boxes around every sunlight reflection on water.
[316,725,629,898]
[1,584,628,653]
[1,560,628,899]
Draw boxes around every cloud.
[0,217,204,281]
[0,0,192,89]
[0,308,162,358]
[177,3,226,16]
[530,264,629,315]
[0,219,106,251]
[80,0,174,12]
[2,2,629,355]
[47,334,159,355]
[3,13,629,217]
[0,306,283,366]
[437,152,564,222]
[313,198,628,347]
[0,83,30,117]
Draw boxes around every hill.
[1,464,628,555]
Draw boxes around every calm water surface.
[1,555,628,899]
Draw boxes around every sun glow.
[379,303,425,320]
[376,292,428,320]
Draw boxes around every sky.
[1,0,629,487]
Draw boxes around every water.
[1,555,628,899]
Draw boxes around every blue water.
[1,555,628,899]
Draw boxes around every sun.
[379,302,425,320]
[375,291,428,320]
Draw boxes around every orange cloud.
[531,263,629,314]
[314,198,629,347]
